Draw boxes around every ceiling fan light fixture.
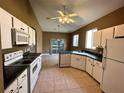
[59,18,63,22]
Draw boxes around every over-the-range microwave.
[12,28,29,45]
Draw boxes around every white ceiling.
[29,0,124,33]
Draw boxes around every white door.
[86,57,94,76]
[0,8,12,49]
[114,24,124,38]
[13,17,22,30]
[93,60,103,83]
[101,27,114,48]
[60,54,71,66]
[102,59,124,93]
[93,31,102,47]
[22,23,28,33]
[32,29,36,45]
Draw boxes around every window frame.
[85,28,97,49]
[73,34,79,47]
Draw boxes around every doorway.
[50,39,64,54]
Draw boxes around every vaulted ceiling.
[29,0,124,33]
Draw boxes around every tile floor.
[33,54,103,93]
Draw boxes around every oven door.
[30,58,39,93]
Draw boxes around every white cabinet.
[71,54,86,70]
[5,79,17,93]
[93,60,103,83]
[18,70,28,93]
[28,27,36,46]
[86,57,94,76]
[114,24,124,38]
[93,31,102,47]
[4,69,28,93]
[60,54,71,67]
[0,8,12,49]
[101,27,114,48]
[13,17,28,33]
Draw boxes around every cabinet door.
[0,8,12,49]
[93,31,102,47]
[28,27,36,46]
[5,79,17,93]
[101,27,114,48]
[71,54,77,68]
[13,17,22,30]
[22,23,28,33]
[18,69,28,93]
[18,77,28,93]
[75,55,86,70]
[86,57,94,76]
[60,54,71,66]
[32,29,36,45]
[114,24,124,38]
[93,60,103,83]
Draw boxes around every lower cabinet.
[5,69,28,93]
[71,54,86,70]
[86,57,94,76]
[93,60,103,83]
[86,57,103,83]
[4,79,17,93]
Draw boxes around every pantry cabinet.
[93,31,102,47]
[71,54,86,70]
[101,27,114,48]
[86,57,94,76]
[0,8,12,49]
[13,17,28,33]
[114,24,124,38]
[93,60,103,83]
[28,27,36,46]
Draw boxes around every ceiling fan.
[46,5,77,24]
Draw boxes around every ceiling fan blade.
[46,17,60,20]
[57,10,64,16]
[68,18,75,23]
[68,13,77,17]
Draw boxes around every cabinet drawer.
[18,69,27,86]
[5,79,17,93]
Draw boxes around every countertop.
[4,65,29,89]
[59,51,102,62]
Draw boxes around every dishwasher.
[59,52,71,67]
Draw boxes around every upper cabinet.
[13,17,28,33]
[0,8,12,49]
[28,27,36,46]
[93,31,102,47]
[114,24,124,38]
[93,27,114,48]
[101,27,114,48]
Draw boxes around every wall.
[70,6,124,51]
[0,0,43,53]
[43,32,70,53]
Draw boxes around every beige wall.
[43,32,70,53]
[0,0,43,53]
[70,6,124,51]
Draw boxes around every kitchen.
[0,0,124,93]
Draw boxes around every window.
[85,28,97,49]
[73,34,79,47]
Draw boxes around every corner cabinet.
[0,8,12,49]
[28,27,36,46]
[71,54,86,70]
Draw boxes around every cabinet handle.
[19,86,22,89]
[9,90,14,93]
[22,74,26,78]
